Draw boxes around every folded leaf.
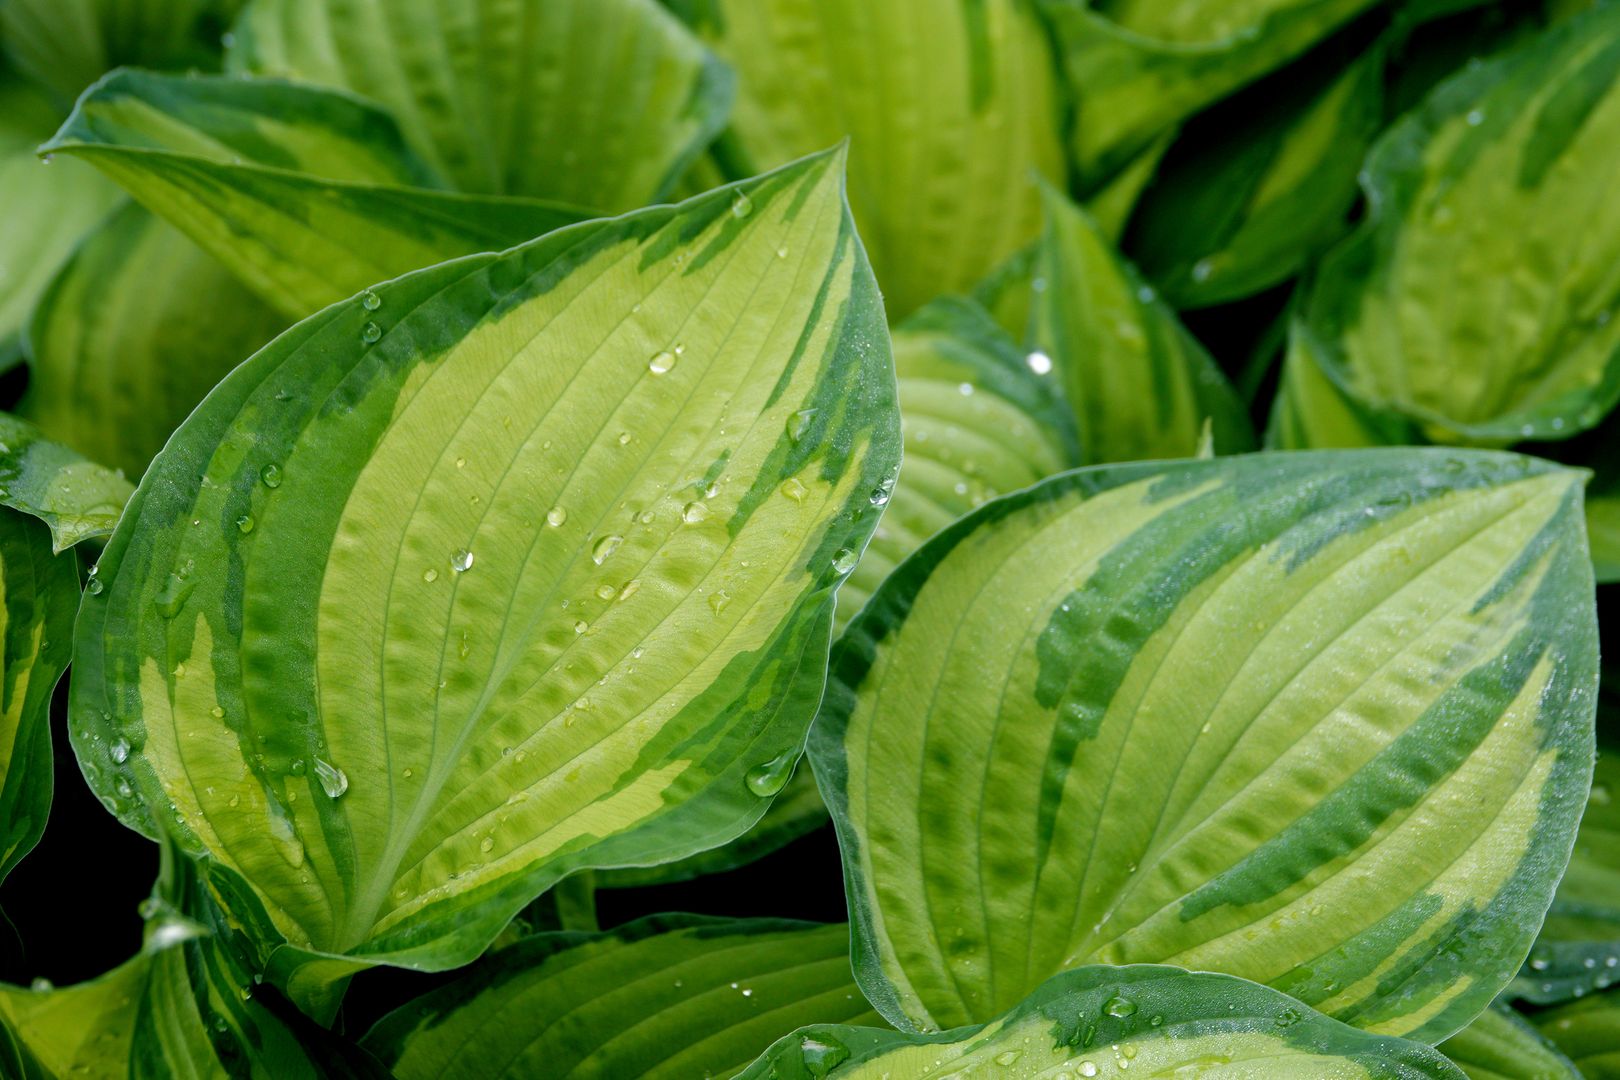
[839,296,1078,634]
[682,0,1067,320]
[68,150,901,1010]
[1302,4,1620,443]
[0,511,77,885]
[1032,187,1253,462]
[1439,1005,1580,1080]
[0,414,133,552]
[1538,991,1620,1077]
[813,449,1597,1039]
[0,76,121,352]
[363,915,878,1079]
[230,0,732,210]
[738,963,1466,1079]
[41,69,590,318]
[1038,0,1380,188]
[22,203,287,478]
[1513,745,1620,1004]
[1127,37,1384,308]
[0,0,240,106]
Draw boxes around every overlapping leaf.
[69,150,900,1014]
[1038,0,1381,188]
[363,916,877,1079]
[1301,3,1620,443]
[0,414,134,552]
[41,70,590,318]
[739,963,1465,1079]
[1032,188,1253,462]
[230,0,732,211]
[1539,991,1620,1078]
[813,449,1597,1040]
[680,0,1067,320]
[1438,1005,1580,1080]
[23,204,288,477]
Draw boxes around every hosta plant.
[0,0,1618,1077]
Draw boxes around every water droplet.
[423,568,439,583]
[995,1050,1022,1066]
[260,463,282,488]
[455,456,466,469]
[313,758,348,798]
[832,548,858,575]
[361,321,382,344]
[172,662,186,678]
[290,759,306,776]
[30,978,52,992]
[869,477,895,506]
[709,590,731,615]
[1466,108,1485,126]
[480,836,494,853]
[596,583,617,600]
[86,576,104,596]
[958,382,974,396]
[619,579,642,602]
[786,408,818,443]
[1104,995,1137,1019]
[682,500,709,524]
[235,514,254,534]
[591,535,623,564]
[776,245,789,259]
[573,620,588,634]
[110,738,131,764]
[745,749,796,796]
[730,191,753,218]
[649,349,678,375]
[360,289,381,311]
[617,431,632,446]
[546,506,568,527]
[1078,1063,1098,1078]
[451,549,475,573]
[1276,1007,1301,1028]
[1191,259,1214,282]
[1027,350,1053,375]
[798,1035,849,1078]
[154,573,196,617]
[210,706,224,718]
[781,478,807,502]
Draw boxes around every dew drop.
[235,514,254,534]
[994,1051,1022,1066]
[1104,995,1137,1019]
[832,547,858,575]
[596,583,617,600]
[451,549,475,573]
[730,191,753,218]
[423,568,439,582]
[86,576,104,596]
[259,463,282,488]
[798,1035,849,1078]
[781,478,807,502]
[1191,259,1214,282]
[313,758,348,798]
[708,590,731,615]
[1026,350,1054,375]
[154,573,196,618]
[360,289,381,311]
[1078,1063,1098,1078]
[110,738,131,764]
[591,534,623,564]
[361,321,382,344]
[546,506,568,527]
[745,750,796,796]
[682,500,709,524]
[574,620,588,634]
[1466,108,1485,126]
[649,349,678,375]
[480,836,494,853]
[786,407,818,443]
[210,706,224,718]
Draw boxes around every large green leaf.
[0,414,134,552]
[1267,325,1413,452]
[68,149,900,1013]
[1032,187,1253,462]
[40,69,590,318]
[0,510,77,885]
[1439,1005,1580,1080]
[0,74,121,354]
[1539,991,1620,1077]
[22,203,287,478]
[1513,745,1620,1004]
[0,0,240,105]
[1301,3,1620,444]
[230,0,732,211]
[839,296,1079,634]
[1126,36,1384,308]
[812,449,1597,1040]
[682,0,1067,320]
[738,963,1466,1079]
[362,915,878,1079]
[1037,0,1381,189]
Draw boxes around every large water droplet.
[799,1034,850,1078]
[591,535,623,564]
[236,514,255,534]
[1104,995,1137,1019]
[786,408,818,443]
[546,506,568,527]
[682,500,709,524]
[110,738,131,764]
[451,549,475,572]
[361,321,382,344]
[1026,350,1053,375]
[313,758,348,798]
[730,191,753,218]
[360,289,381,311]
[781,478,807,502]
[745,749,796,796]
[260,463,282,488]
[831,548,858,575]
[708,590,731,615]
[649,349,678,375]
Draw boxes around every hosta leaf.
[230,0,732,211]
[1439,1005,1580,1080]
[1590,493,1620,583]
[69,151,900,1007]
[1267,326,1412,452]
[1032,188,1253,462]
[1301,3,1620,444]
[0,76,121,353]
[41,69,590,318]
[1539,991,1620,1077]
[1037,0,1381,189]
[1513,745,1620,1004]
[0,511,77,884]
[839,296,1078,633]
[1127,37,1384,309]
[598,758,826,888]
[683,0,1067,320]
[812,449,1597,1039]
[0,414,134,552]
[362,916,878,1079]
[0,958,143,1079]
[22,203,287,478]
[738,963,1466,1079]
[0,0,240,105]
